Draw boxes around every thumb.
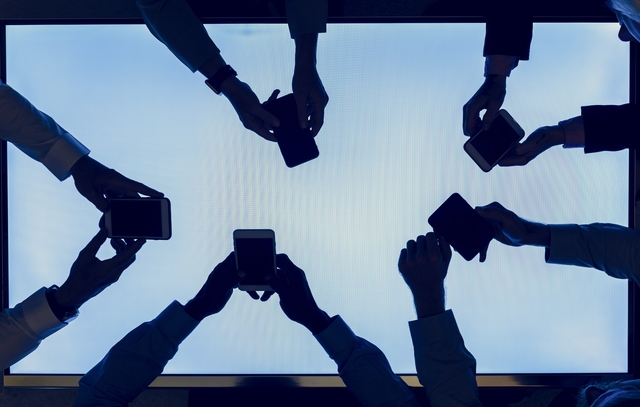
[294,93,308,129]
[482,105,500,130]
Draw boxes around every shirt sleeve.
[483,0,533,61]
[409,310,481,407]
[581,104,640,153]
[285,0,327,38]
[0,288,67,370]
[136,0,221,72]
[0,81,90,180]
[546,223,640,284]
[75,301,199,407]
[314,315,422,407]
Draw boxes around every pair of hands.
[463,75,566,167]
[183,253,331,334]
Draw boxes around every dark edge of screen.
[1,20,7,387]
[631,40,639,380]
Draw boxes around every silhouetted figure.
[0,81,163,211]
[0,229,145,369]
[463,0,640,167]
[136,0,329,141]
[74,252,421,406]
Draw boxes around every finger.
[103,238,146,269]
[479,242,488,263]
[276,253,296,271]
[87,191,110,213]
[266,89,280,103]
[425,233,441,261]
[79,229,109,260]
[462,98,485,137]
[438,235,452,263]
[247,291,260,300]
[110,172,164,198]
[398,248,408,270]
[309,101,325,138]
[260,291,275,302]
[406,239,417,257]
[110,238,126,253]
[253,105,280,128]
[248,119,278,142]
[416,235,427,256]
[482,103,500,130]
[266,271,287,293]
[294,93,309,130]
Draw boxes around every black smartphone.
[233,229,276,292]
[105,197,172,240]
[263,93,319,168]
[464,109,525,172]
[428,193,495,261]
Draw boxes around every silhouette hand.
[221,78,280,142]
[475,202,550,247]
[292,63,328,137]
[398,233,451,318]
[267,254,331,334]
[499,125,565,167]
[463,75,507,137]
[70,156,163,212]
[183,252,243,321]
[54,229,145,310]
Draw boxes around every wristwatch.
[205,65,237,95]
[45,285,79,323]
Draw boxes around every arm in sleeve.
[314,315,422,407]
[409,310,482,407]
[546,223,640,284]
[0,288,67,369]
[136,0,221,72]
[483,0,533,60]
[75,301,199,407]
[0,82,89,180]
[286,0,327,38]
[582,104,640,153]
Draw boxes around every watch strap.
[45,285,79,323]
[205,65,237,95]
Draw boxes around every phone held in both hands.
[428,193,495,261]
[263,93,320,168]
[105,197,172,240]
[464,109,525,172]
[233,229,276,292]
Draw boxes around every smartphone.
[427,193,495,261]
[105,197,172,240]
[263,93,320,168]
[464,109,525,172]
[233,229,276,292]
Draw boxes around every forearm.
[316,316,421,407]
[409,310,481,407]
[75,301,199,406]
[136,0,221,73]
[0,82,89,180]
[0,288,66,369]
[546,223,640,284]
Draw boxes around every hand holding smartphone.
[262,93,319,168]
[105,197,172,240]
[464,109,525,172]
[233,229,276,292]
[428,193,495,261]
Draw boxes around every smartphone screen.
[106,198,171,239]
[428,193,495,261]
[234,230,275,291]
[263,93,319,168]
[468,113,523,167]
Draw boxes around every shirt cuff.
[558,116,585,148]
[313,315,355,361]
[157,301,200,344]
[41,134,90,181]
[484,55,519,77]
[545,224,580,265]
[286,0,328,38]
[21,288,67,339]
[408,309,462,344]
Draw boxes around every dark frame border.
[0,16,635,389]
